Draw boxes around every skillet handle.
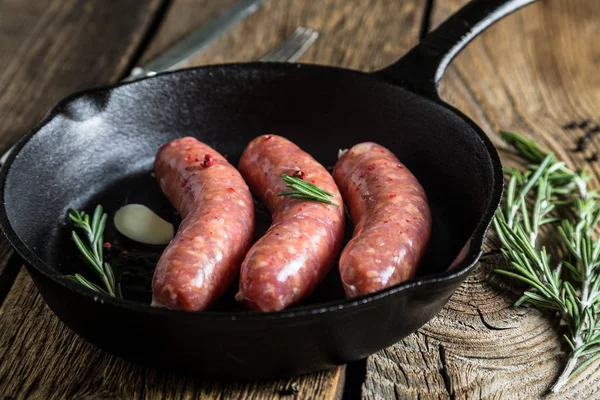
[375,0,536,96]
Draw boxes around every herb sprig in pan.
[277,174,338,206]
[67,205,122,298]
[494,130,600,393]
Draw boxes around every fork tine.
[260,27,319,63]
[282,29,318,62]
[260,28,305,62]
[269,28,307,61]
[260,28,304,62]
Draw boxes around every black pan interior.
[4,63,493,309]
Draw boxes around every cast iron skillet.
[0,0,535,379]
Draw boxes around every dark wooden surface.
[2,0,599,398]
[0,1,424,399]
[0,0,165,150]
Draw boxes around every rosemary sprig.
[67,205,122,298]
[277,174,338,206]
[494,130,600,393]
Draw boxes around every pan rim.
[0,61,502,320]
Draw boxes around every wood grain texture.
[0,0,425,399]
[0,0,165,150]
[171,0,426,72]
[139,0,240,64]
[363,0,600,398]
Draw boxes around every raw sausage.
[333,142,431,297]
[152,137,255,310]
[236,135,345,312]
[152,137,255,311]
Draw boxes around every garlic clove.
[114,204,174,245]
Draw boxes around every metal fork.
[260,27,319,62]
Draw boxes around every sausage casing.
[333,142,431,297]
[152,137,255,311]
[237,135,345,312]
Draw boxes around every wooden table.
[0,0,599,398]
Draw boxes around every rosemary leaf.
[68,205,121,299]
[71,231,103,276]
[91,205,102,236]
[277,174,338,206]
[494,131,600,393]
[104,262,116,291]
[67,274,107,294]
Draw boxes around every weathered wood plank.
[0,0,165,151]
[363,0,600,398]
[0,0,426,399]
[172,0,426,72]
[139,0,240,64]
